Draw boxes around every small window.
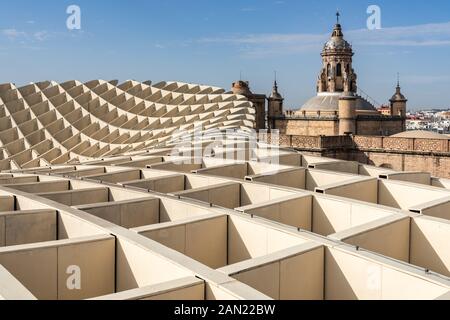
[336,63,342,77]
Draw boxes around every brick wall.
[264,133,450,178]
[274,119,338,136]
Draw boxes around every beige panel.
[196,163,247,179]
[313,197,351,236]
[0,247,57,300]
[176,189,209,204]
[312,161,359,175]
[228,217,267,264]
[159,199,190,222]
[208,184,241,209]
[240,184,270,206]
[153,175,185,193]
[279,196,312,230]
[350,204,396,226]
[381,267,448,300]
[386,172,431,185]
[233,263,280,299]
[143,225,186,254]
[268,188,296,201]
[280,247,324,300]
[410,217,450,277]
[244,205,280,225]
[185,217,227,269]
[39,192,71,206]
[267,229,305,253]
[71,189,109,206]
[306,170,353,191]
[82,205,121,226]
[322,179,378,204]
[5,211,57,246]
[343,218,411,262]
[116,238,191,291]
[378,181,448,210]
[0,196,15,212]
[7,180,69,193]
[0,265,37,300]
[58,213,106,239]
[420,201,450,221]
[120,199,159,228]
[325,248,381,300]
[249,168,306,189]
[57,237,115,300]
[0,217,4,247]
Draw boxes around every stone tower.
[267,80,284,130]
[339,92,357,135]
[231,80,252,96]
[232,80,266,130]
[389,78,408,132]
[317,12,357,94]
[390,79,408,118]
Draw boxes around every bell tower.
[232,80,266,130]
[390,75,408,131]
[317,12,357,94]
[267,76,284,130]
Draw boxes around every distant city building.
[406,109,450,133]
[378,105,392,116]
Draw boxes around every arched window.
[345,64,350,74]
[336,63,342,77]
[327,64,331,77]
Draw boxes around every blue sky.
[1,0,450,110]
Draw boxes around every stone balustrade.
[263,133,450,154]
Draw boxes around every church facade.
[231,14,407,137]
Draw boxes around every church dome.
[323,24,352,51]
[298,93,376,112]
[322,23,353,54]
[324,37,352,51]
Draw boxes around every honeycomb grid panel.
[0,80,449,300]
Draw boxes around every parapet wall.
[262,133,450,178]
[263,133,450,154]
[353,136,450,154]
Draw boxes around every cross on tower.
[336,10,340,24]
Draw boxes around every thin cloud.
[34,31,49,41]
[1,28,86,48]
[198,21,450,57]
[1,29,27,40]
